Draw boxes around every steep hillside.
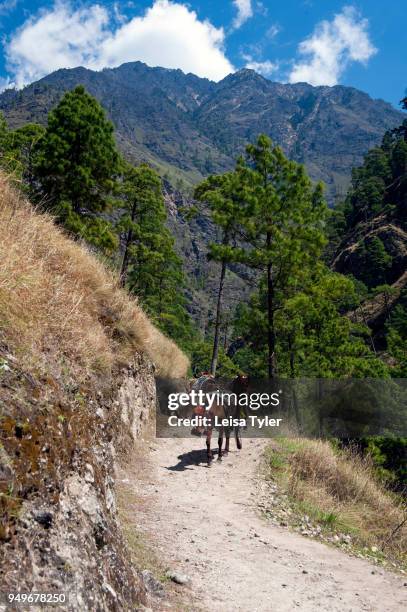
[1,63,402,330]
[330,115,407,355]
[0,175,188,608]
[163,182,252,332]
[332,215,407,285]
[0,62,403,203]
[333,215,407,339]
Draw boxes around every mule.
[191,373,248,465]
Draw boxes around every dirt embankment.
[0,175,188,610]
[1,353,157,609]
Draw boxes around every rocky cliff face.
[0,352,156,610]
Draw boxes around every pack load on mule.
[189,372,249,464]
[190,372,214,437]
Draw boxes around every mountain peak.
[219,68,266,86]
[234,68,259,78]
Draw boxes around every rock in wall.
[0,351,156,611]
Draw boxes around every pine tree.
[119,163,194,349]
[386,290,407,376]
[118,163,164,286]
[344,148,391,226]
[355,236,393,288]
[233,266,388,379]
[189,339,239,377]
[387,290,407,340]
[4,124,45,187]
[277,268,388,378]
[339,117,407,231]
[241,135,327,377]
[0,112,8,155]
[387,329,407,377]
[33,85,121,251]
[194,168,250,375]
[0,113,45,187]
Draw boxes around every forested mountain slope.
[1,67,405,375]
[0,62,403,203]
[329,115,407,357]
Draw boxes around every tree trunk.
[119,227,133,287]
[120,198,137,287]
[210,259,227,377]
[288,338,300,431]
[316,378,323,437]
[266,231,276,378]
[223,316,229,351]
[158,276,163,319]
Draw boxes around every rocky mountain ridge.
[0,61,404,204]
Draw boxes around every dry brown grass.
[0,174,189,381]
[266,438,406,564]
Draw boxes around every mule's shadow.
[165,447,220,471]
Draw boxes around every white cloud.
[288,6,377,86]
[100,1,233,80]
[6,3,110,87]
[244,58,277,77]
[232,0,253,29]
[5,0,234,88]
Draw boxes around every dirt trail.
[123,437,406,612]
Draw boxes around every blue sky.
[0,1,405,107]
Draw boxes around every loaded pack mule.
[190,373,249,464]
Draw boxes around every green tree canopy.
[233,266,388,379]
[0,113,45,187]
[334,118,407,233]
[119,163,196,350]
[33,85,121,251]
[240,134,328,376]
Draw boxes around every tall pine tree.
[194,168,250,375]
[241,135,327,377]
[118,163,195,350]
[33,85,121,252]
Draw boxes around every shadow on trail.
[165,448,221,471]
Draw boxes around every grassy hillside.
[0,173,188,382]
[263,439,406,569]
[0,174,188,604]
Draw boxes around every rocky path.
[122,437,406,612]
